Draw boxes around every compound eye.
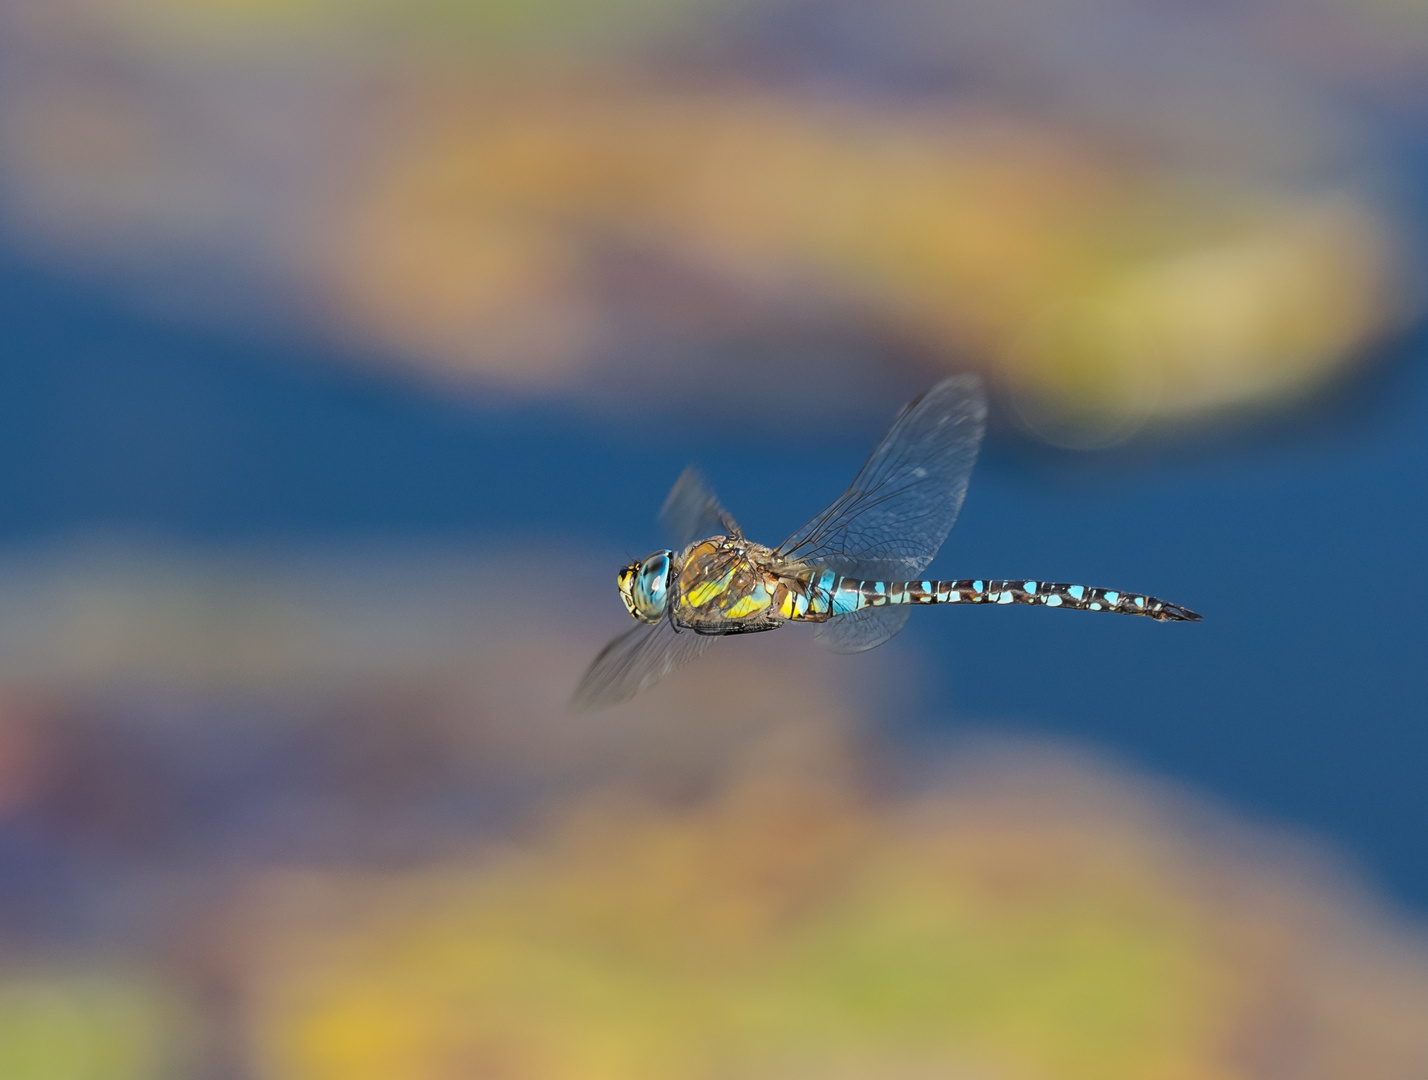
[633,551,672,621]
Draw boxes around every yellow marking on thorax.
[777,586,797,619]
[724,586,772,619]
[676,539,792,622]
[775,571,820,620]
[685,565,735,608]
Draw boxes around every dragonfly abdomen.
[816,576,1200,622]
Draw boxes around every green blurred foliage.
[0,972,186,1080]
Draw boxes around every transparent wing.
[777,374,987,581]
[569,617,716,712]
[813,606,910,653]
[660,467,742,547]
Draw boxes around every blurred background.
[0,0,1426,1076]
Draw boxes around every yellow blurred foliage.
[316,83,1401,431]
[242,743,1428,1080]
[0,0,1412,436]
[0,551,1426,1078]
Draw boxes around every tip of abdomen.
[1152,601,1202,622]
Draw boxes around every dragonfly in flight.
[573,375,1199,710]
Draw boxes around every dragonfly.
[572,374,1199,710]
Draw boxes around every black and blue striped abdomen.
[789,574,1199,623]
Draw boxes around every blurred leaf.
[0,974,184,1080]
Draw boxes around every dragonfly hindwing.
[813,605,911,653]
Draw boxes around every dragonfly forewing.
[777,374,987,582]
[570,616,717,711]
[661,467,741,549]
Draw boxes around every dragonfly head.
[618,550,674,623]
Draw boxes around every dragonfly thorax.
[618,549,674,623]
[672,536,790,628]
